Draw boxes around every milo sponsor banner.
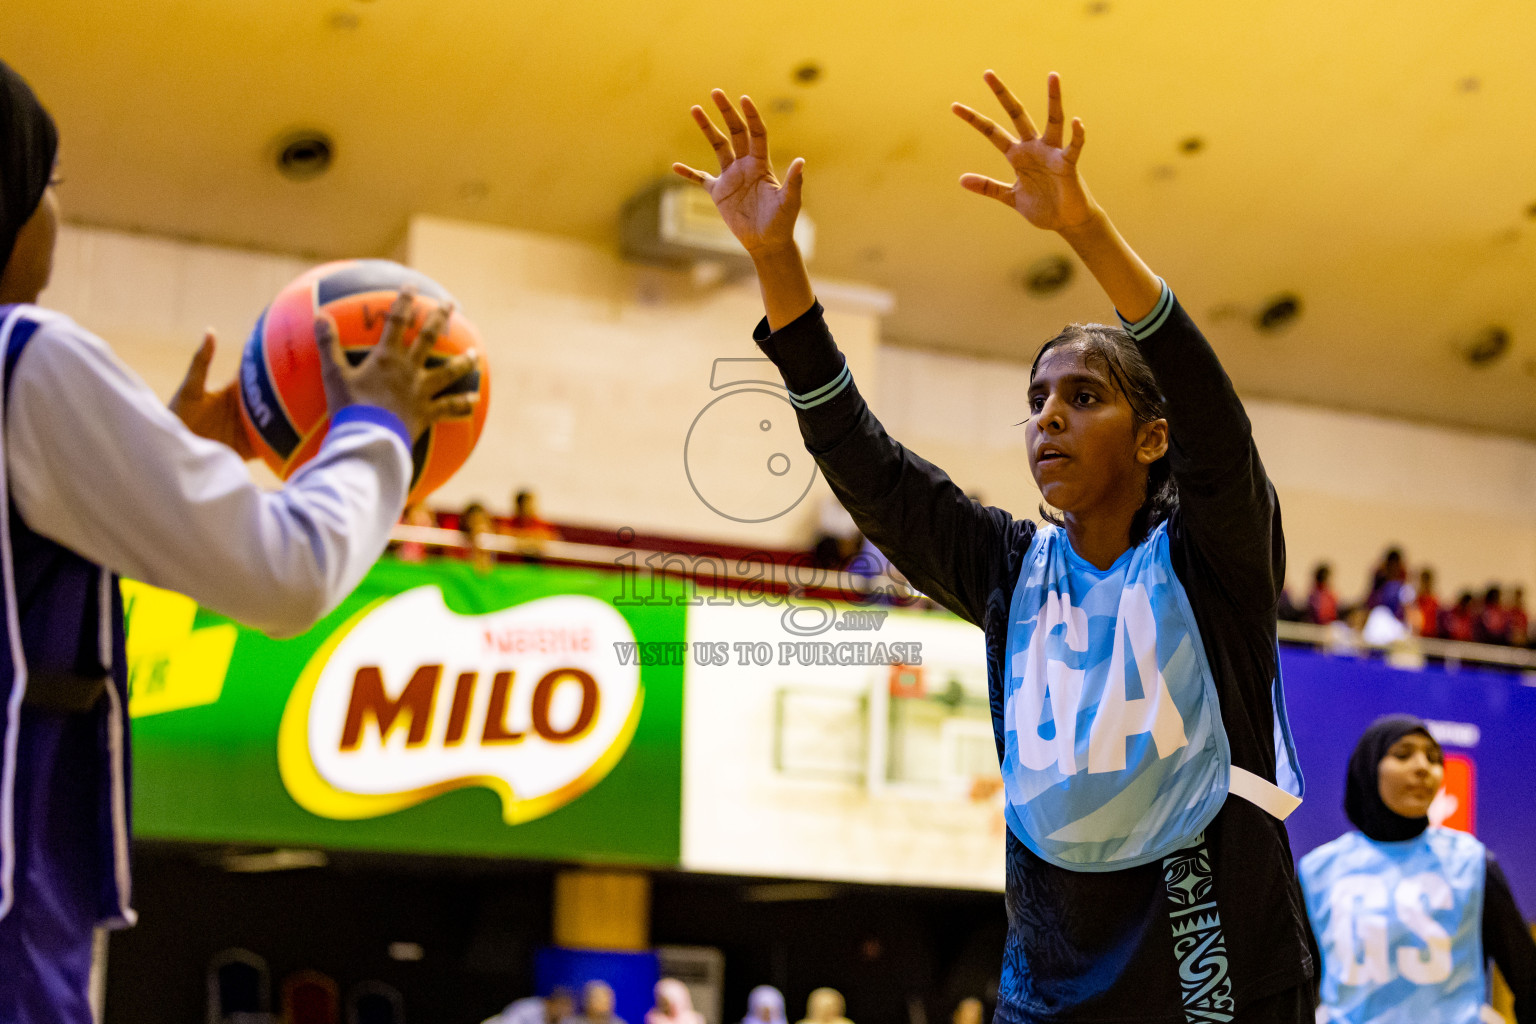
[126,560,684,864]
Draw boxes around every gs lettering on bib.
[1300,829,1489,1024]
[1002,522,1236,871]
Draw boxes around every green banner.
[126,559,684,865]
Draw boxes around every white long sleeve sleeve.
[3,308,413,638]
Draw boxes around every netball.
[237,258,489,505]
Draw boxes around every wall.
[877,346,1536,603]
[38,218,1536,600]
[680,602,1003,890]
[400,216,888,549]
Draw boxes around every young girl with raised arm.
[675,71,1310,1023]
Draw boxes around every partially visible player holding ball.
[0,58,478,1023]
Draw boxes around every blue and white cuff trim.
[1117,279,1174,341]
[790,361,853,410]
[331,404,412,453]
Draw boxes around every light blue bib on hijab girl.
[1300,715,1502,1024]
[1303,828,1489,1024]
[1002,518,1303,870]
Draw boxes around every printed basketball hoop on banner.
[238,259,490,505]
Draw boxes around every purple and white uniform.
[0,303,411,1022]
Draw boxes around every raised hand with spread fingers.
[674,90,814,330]
[952,70,1160,321]
[953,70,1095,234]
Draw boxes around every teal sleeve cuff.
[752,300,855,408]
[1117,279,1175,341]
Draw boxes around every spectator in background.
[392,502,436,563]
[1442,592,1478,643]
[1367,548,1406,606]
[573,981,626,1024]
[484,987,576,1024]
[460,501,499,574]
[1366,549,1411,618]
[797,989,853,1024]
[811,493,864,570]
[951,998,983,1024]
[1276,584,1304,623]
[1306,563,1339,625]
[741,987,786,1024]
[648,980,704,1024]
[1412,568,1441,638]
[1508,587,1530,647]
[1477,586,1509,646]
[508,488,561,557]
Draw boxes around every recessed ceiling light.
[1458,76,1481,93]
[1464,326,1509,365]
[1525,202,1536,220]
[1086,1,1111,13]
[1179,136,1204,155]
[770,97,796,115]
[793,62,822,85]
[1020,255,1074,296]
[275,131,334,181]
[1148,164,1177,182]
[1255,294,1301,332]
[327,10,360,29]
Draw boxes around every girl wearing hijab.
[648,980,705,1024]
[0,59,477,1022]
[1299,715,1536,1023]
[742,986,786,1024]
[797,988,853,1024]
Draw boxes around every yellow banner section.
[122,580,238,718]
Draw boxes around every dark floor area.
[106,843,1005,1024]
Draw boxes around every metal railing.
[1276,619,1536,677]
[393,525,1536,677]
[389,524,906,602]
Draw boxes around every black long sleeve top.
[753,287,1312,1022]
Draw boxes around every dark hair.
[1029,323,1176,543]
[1313,563,1331,586]
[0,61,58,273]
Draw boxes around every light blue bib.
[1001,521,1300,871]
[1300,829,1488,1024]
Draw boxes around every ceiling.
[7,0,1536,435]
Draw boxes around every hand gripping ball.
[237,259,489,505]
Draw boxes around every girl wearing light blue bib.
[678,69,1315,1022]
[1299,716,1536,1024]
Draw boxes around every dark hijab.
[0,59,58,273]
[1345,713,1436,842]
